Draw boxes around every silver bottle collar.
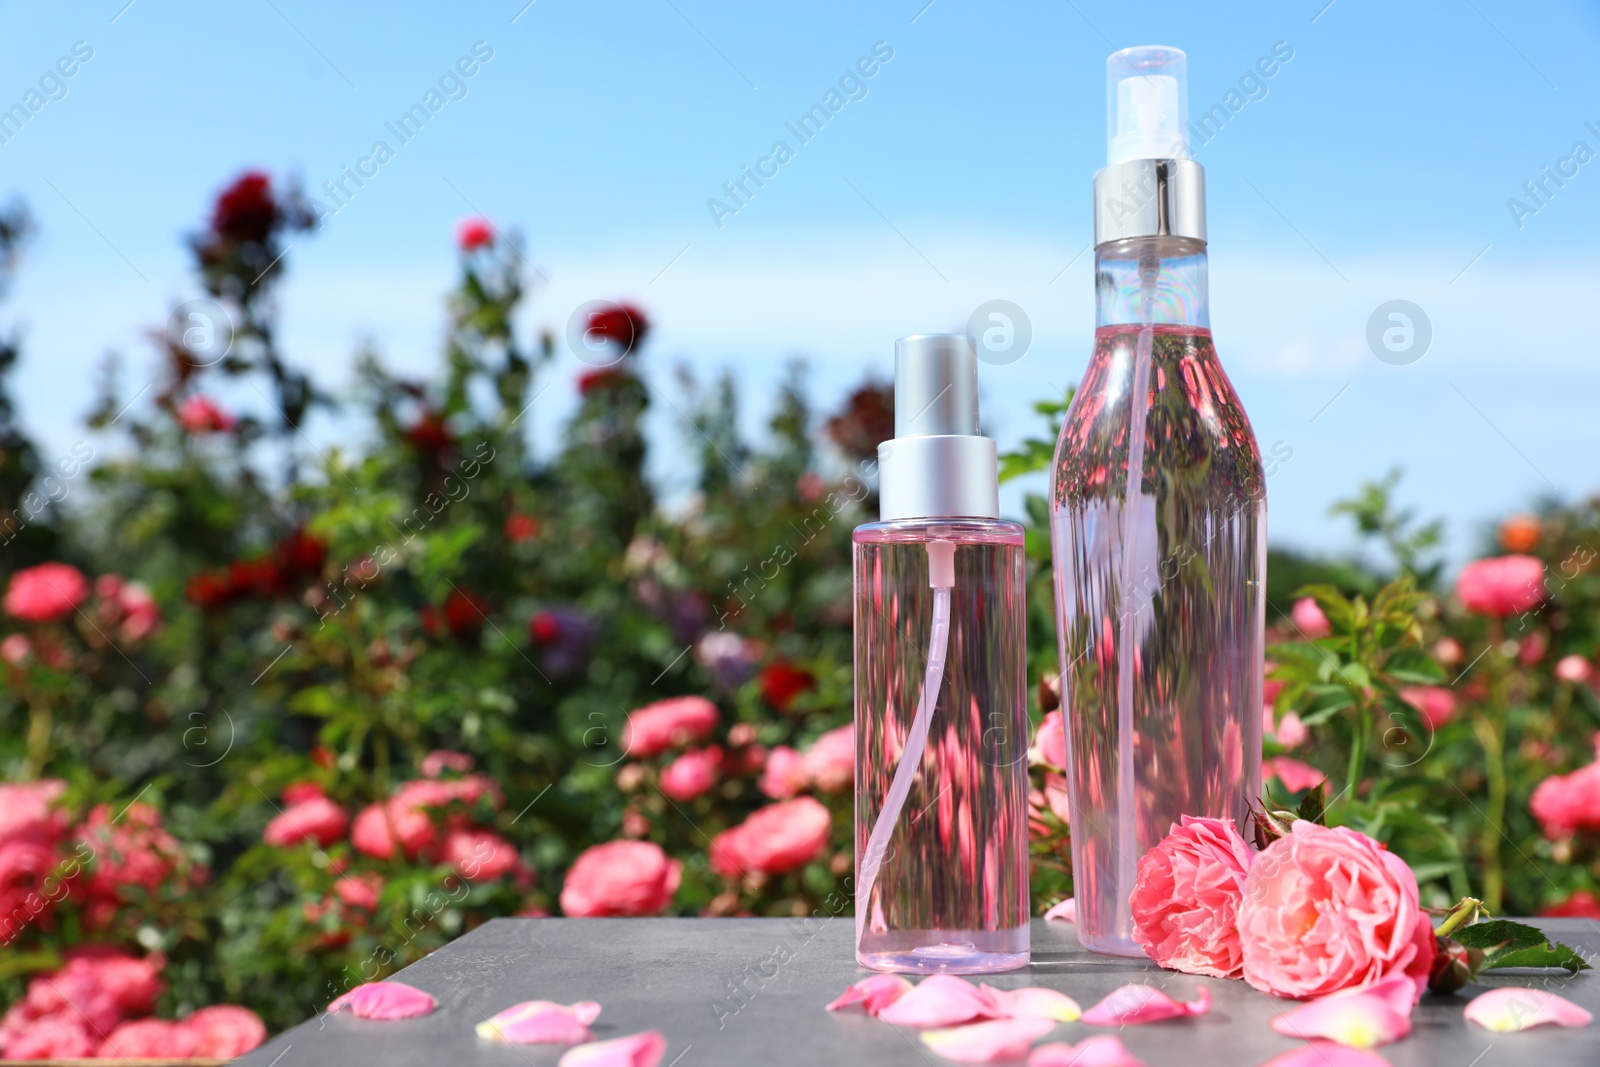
[1093,158,1206,247]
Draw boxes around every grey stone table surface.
[238,917,1600,1067]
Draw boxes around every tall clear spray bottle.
[854,335,1030,974]
[1050,46,1266,956]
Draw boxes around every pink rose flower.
[0,779,67,846]
[560,840,681,917]
[758,746,807,799]
[1399,686,1458,730]
[1029,710,1067,770]
[659,746,722,802]
[1456,555,1544,618]
[621,696,719,757]
[177,394,238,434]
[801,725,854,792]
[101,1017,199,1059]
[710,797,830,877]
[179,1004,268,1057]
[1130,816,1256,978]
[4,1016,97,1060]
[421,749,475,777]
[5,562,89,623]
[1238,821,1434,1001]
[333,873,383,911]
[1263,703,1308,749]
[61,950,164,1015]
[23,966,122,1035]
[1266,757,1327,793]
[1292,597,1330,639]
[444,828,524,882]
[0,633,29,664]
[1555,655,1592,684]
[1529,733,1600,838]
[263,795,348,848]
[350,801,437,860]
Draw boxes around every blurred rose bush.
[0,172,1595,1050]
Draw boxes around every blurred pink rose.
[1266,757,1326,793]
[5,562,89,623]
[100,1018,198,1059]
[76,802,185,903]
[1456,555,1544,618]
[1400,685,1459,730]
[659,746,722,802]
[560,840,681,917]
[4,1016,96,1059]
[0,779,67,846]
[1529,733,1600,838]
[351,802,437,860]
[178,394,238,434]
[711,797,830,877]
[0,839,59,931]
[1434,637,1463,666]
[263,795,348,848]
[621,696,719,757]
[1291,597,1330,639]
[333,873,383,911]
[1238,821,1434,1001]
[1555,655,1592,684]
[1519,630,1547,667]
[62,950,164,1015]
[420,749,475,777]
[758,746,807,799]
[444,828,524,882]
[0,633,28,665]
[1130,816,1256,978]
[1262,704,1308,749]
[23,966,121,1034]
[394,773,503,811]
[179,1004,267,1057]
[801,725,854,792]
[1029,710,1067,770]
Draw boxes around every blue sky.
[1,0,1597,564]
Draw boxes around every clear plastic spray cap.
[1106,46,1188,164]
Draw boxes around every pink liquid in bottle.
[1051,247,1265,956]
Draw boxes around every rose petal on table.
[476,1004,601,1043]
[477,1002,595,1045]
[558,1030,668,1067]
[826,974,914,1015]
[1463,987,1594,1032]
[921,1018,1056,1063]
[1271,992,1411,1048]
[326,981,437,1020]
[1028,1035,1148,1067]
[1043,899,1076,923]
[877,975,1002,1029]
[981,985,1082,1022]
[1333,975,1416,1017]
[1081,984,1210,1026]
[1257,1043,1391,1067]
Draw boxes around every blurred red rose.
[100,1017,197,1059]
[758,746,806,800]
[350,802,437,861]
[210,171,276,244]
[585,303,649,352]
[1540,889,1600,919]
[505,513,540,542]
[759,662,814,712]
[263,795,348,848]
[559,840,681,917]
[1400,685,1459,730]
[5,562,89,623]
[456,216,494,251]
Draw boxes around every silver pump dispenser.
[1092,45,1207,248]
[876,334,1000,522]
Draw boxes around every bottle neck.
[1094,236,1209,329]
